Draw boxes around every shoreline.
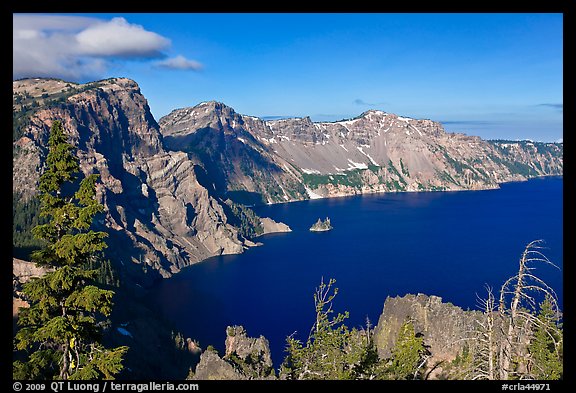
[171,174,562,275]
[256,173,563,207]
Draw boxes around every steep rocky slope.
[159,102,308,205]
[13,78,288,279]
[160,103,562,202]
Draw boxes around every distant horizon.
[13,13,563,142]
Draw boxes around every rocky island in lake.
[310,217,333,232]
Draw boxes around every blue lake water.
[150,177,563,368]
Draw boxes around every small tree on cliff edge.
[13,120,128,379]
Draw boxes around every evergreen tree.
[13,120,128,380]
[281,278,379,379]
[389,320,426,379]
[528,296,563,380]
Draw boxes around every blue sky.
[13,13,563,142]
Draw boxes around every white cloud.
[76,17,170,58]
[154,55,203,70]
[13,14,177,81]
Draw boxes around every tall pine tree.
[528,296,563,380]
[13,120,128,380]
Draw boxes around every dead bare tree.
[428,240,561,380]
[497,240,560,380]
[472,285,497,380]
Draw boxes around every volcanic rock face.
[13,78,563,278]
[191,325,275,380]
[224,325,273,370]
[13,79,274,278]
[373,294,482,378]
[191,349,246,380]
[159,102,308,205]
[160,103,563,202]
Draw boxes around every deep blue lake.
[150,177,563,369]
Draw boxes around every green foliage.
[300,162,416,193]
[13,120,128,380]
[302,169,368,190]
[387,160,406,185]
[501,161,537,177]
[302,172,340,188]
[13,194,47,259]
[459,241,564,381]
[86,258,120,288]
[389,320,426,379]
[489,140,563,156]
[223,199,263,238]
[442,152,475,176]
[281,278,384,380]
[367,164,380,173]
[487,140,563,177]
[528,296,563,380]
[436,170,460,186]
[226,351,275,379]
[446,343,474,379]
[13,350,60,379]
[399,158,410,177]
[13,105,35,141]
[385,180,406,192]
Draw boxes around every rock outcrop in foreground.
[191,326,275,380]
[191,295,482,380]
[373,294,482,378]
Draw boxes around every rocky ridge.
[160,102,562,202]
[13,78,289,279]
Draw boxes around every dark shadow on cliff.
[225,190,265,206]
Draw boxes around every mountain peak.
[360,109,388,117]
[193,101,237,114]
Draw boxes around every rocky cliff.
[159,102,308,205]
[191,325,275,380]
[160,103,562,202]
[373,294,482,378]
[12,78,288,279]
